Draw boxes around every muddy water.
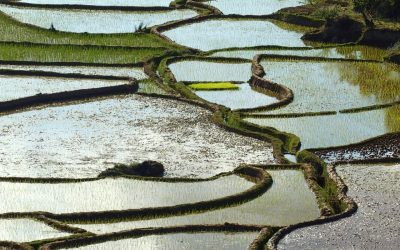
[208,0,302,16]
[0,5,197,33]
[210,46,386,60]
[0,65,147,79]
[246,106,400,149]
[278,163,400,249]
[18,0,173,7]
[0,75,126,102]
[257,60,400,114]
[163,19,309,51]
[0,95,273,178]
[76,232,259,250]
[195,83,277,110]
[74,170,320,233]
[0,175,252,213]
[0,219,69,242]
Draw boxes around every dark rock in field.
[360,29,400,48]
[302,16,364,43]
[99,160,165,178]
[386,53,400,64]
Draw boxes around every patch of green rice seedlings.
[0,11,182,48]
[0,42,166,64]
[189,82,239,90]
[138,79,167,94]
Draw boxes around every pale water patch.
[0,65,147,79]
[0,175,252,213]
[74,170,320,233]
[0,95,273,178]
[18,0,173,7]
[246,106,400,149]
[284,154,297,163]
[169,60,251,82]
[279,163,400,250]
[257,60,400,114]
[163,19,307,51]
[0,75,126,102]
[206,0,302,16]
[76,232,259,250]
[195,83,277,110]
[210,46,386,60]
[0,5,197,33]
[0,219,69,242]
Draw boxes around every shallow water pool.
[0,5,197,33]
[163,19,308,51]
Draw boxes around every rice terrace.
[0,0,399,249]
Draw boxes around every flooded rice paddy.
[0,95,273,178]
[0,175,251,213]
[163,19,309,51]
[76,232,260,250]
[0,5,197,33]
[257,59,400,114]
[0,75,126,102]
[210,46,386,61]
[246,106,400,149]
[194,83,277,110]
[169,60,251,82]
[18,0,174,7]
[0,219,69,242]
[74,170,319,233]
[279,163,400,249]
[1,0,398,248]
[207,0,302,16]
[0,64,147,79]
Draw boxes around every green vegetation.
[189,82,240,91]
[296,150,347,215]
[0,11,182,49]
[314,5,341,20]
[0,42,167,64]
[353,0,400,20]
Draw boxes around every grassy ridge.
[0,42,168,64]
[0,11,182,49]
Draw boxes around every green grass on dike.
[0,42,168,64]
[0,11,181,49]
